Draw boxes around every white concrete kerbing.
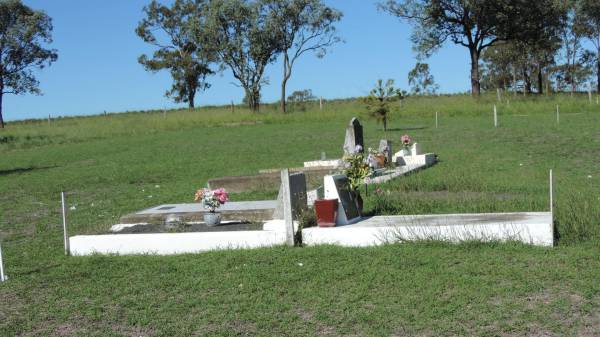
[392,153,436,167]
[302,212,554,247]
[70,231,287,256]
[263,219,299,232]
[303,159,342,168]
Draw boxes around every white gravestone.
[378,139,393,165]
[324,175,361,225]
[411,143,422,156]
[343,118,364,155]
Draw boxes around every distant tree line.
[380,0,600,96]
[136,0,342,113]
[3,0,600,128]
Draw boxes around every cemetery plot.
[302,212,553,247]
[69,116,552,256]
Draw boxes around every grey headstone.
[343,117,364,155]
[378,139,392,165]
[332,176,360,220]
[274,172,307,219]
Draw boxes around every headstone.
[280,169,295,246]
[379,139,392,165]
[323,175,361,225]
[411,143,422,156]
[343,118,364,155]
[274,172,307,219]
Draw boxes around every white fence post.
[319,97,323,111]
[0,242,6,282]
[493,105,498,127]
[435,111,438,128]
[280,169,295,246]
[556,105,559,124]
[549,169,554,242]
[61,192,70,255]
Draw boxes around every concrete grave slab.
[303,212,553,247]
[120,200,278,224]
[70,230,288,256]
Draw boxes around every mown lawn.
[1,94,600,336]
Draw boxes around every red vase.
[314,199,338,227]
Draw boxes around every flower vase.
[203,212,222,226]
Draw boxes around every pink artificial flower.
[401,134,411,145]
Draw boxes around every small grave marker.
[378,139,392,165]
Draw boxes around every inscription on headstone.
[343,117,364,155]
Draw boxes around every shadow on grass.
[0,166,57,177]
[385,126,428,132]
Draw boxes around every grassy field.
[2,93,600,336]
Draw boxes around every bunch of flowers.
[342,150,372,192]
[195,188,229,212]
[401,134,411,149]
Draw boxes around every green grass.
[2,93,600,335]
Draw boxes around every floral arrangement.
[195,188,229,213]
[342,151,372,192]
[401,134,411,149]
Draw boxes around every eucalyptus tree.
[408,62,438,94]
[205,0,280,112]
[136,0,216,109]
[0,0,57,128]
[578,0,600,92]
[263,0,342,113]
[379,0,562,97]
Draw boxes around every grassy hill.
[2,94,600,336]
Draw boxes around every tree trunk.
[188,89,195,109]
[523,68,532,95]
[469,48,481,96]
[537,67,543,95]
[597,46,600,93]
[251,88,260,112]
[0,91,4,129]
[512,66,517,95]
[280,53,289,113]
[383,115,387,131]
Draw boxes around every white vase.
[203,212,222,226]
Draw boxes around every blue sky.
[7,0,471,121]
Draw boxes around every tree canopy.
[204,0,281,112]
[0,0,57,128]
[379,0,563,96]
[263,0,342,112]
[136,0,216,109]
